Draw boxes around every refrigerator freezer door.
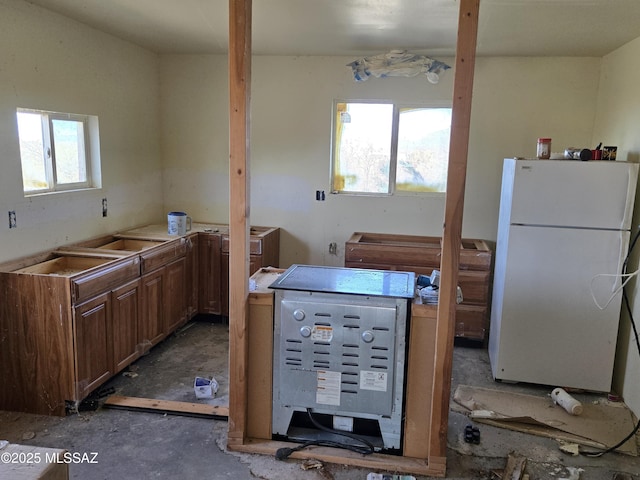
[489,225,629,392]
[503,159,638,230]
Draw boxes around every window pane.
[17,112,49,191]
[333,103,393,193]
[52,119,87,184]
[396,108,451,193]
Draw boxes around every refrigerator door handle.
[622,168,638,230]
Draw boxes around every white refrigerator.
[488,158,638,392]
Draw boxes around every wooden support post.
[429,0,480,462]
[227,0,252,447]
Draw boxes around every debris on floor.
[301,459,323,470]
[502,451,527,480]
[558,441,581,456]
[366,473,416,480]
[464,424,481,444]
[453,384,638,455]
[559,466,584,480]
[194,376,218,399]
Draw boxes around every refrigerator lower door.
[489,225,629,392]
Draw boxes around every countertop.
[115,223,279,242]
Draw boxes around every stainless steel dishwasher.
[269,264,415,452]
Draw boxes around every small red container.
[537,138,551,159]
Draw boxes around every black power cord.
[275,408,375,460]
[580,227,640,457]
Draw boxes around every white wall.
[0,0,163,263]
[594,36,640,415]
[160,54,600,267]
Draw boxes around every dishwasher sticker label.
[316,370,341,405]
[311,325,333,342]
[360,371,387,392]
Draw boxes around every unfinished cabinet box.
[345,232,493,341]
[221,226,280,316]
[0,234,193,415]
[0,253,140,415]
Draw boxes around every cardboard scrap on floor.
[453,385,638,456]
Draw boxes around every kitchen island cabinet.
[345,232,493,341]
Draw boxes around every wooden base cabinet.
[0,225,279,415]
[345,232,493,342]
[75,279,142,399]
[0,236,191,415]
[0,254,140,415]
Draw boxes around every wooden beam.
[227,0,252,447]
[104,395,229,419]
[429,0,480,461]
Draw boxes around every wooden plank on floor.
[103,395,229,419]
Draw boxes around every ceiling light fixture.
[347,49,450,84]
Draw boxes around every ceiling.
[23,0,640,58]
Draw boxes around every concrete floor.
[1,317,638,479]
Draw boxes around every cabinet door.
[199,233,222,314]
[164,256,187,333]
[74,292,113,400]
[221,253,229,316]
[112,279,141,373]
[185,234,199,319]
[139,269,165,351]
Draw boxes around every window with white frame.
[16,108,101,195]
[331,101,451,195]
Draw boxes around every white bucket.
[167,211,192,235]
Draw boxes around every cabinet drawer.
[140,239,187,273]
[221,236,262,255]
[455,304,488,341]
[72,256,140,304]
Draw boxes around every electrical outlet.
[8,211,16,229]
[329,242,337,255]
[102,198,107,217]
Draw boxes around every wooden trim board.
[228,439,447,477]
[103,395,229,420]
